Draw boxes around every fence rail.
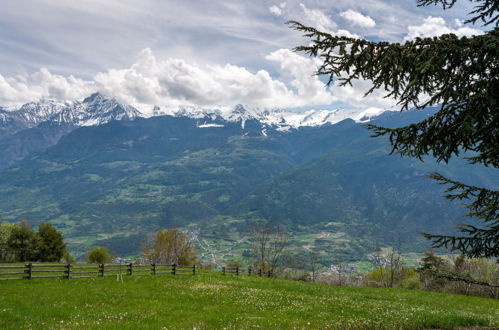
[0,263,196,280]
[247,266,273,278]
[221,266,273,278]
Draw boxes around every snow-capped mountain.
[1,93,142,130]
[13,99,70,126]
[49,93,142,127]
[145,103,385,131]
[1,92,390,135]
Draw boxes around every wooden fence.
[222,266,239,276]
[222,266,273,278]
[0,263,195,280]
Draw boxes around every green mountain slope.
[0,111,496,261]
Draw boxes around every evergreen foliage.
[289,0,498,257]
[36,222,66,262]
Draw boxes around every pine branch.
[289,2,499,258]
[418,266,499,287]
[424,172,499,257]
[418,0,499,26]
[288,21,499,167]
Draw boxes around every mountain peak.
[83,92,107,104]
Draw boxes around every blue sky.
[0,0,485,114]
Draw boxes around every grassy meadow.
[0,270,498,329]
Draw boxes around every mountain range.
[0,93,497,263]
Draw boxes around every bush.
[63,250,76,263]
[365,267,388,287]
[226,261,242,268]
[86,247,112,264]
[399,277,421,290]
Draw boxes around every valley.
[0,96,497,265]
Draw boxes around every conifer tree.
[289,0,498,257]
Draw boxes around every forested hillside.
[0,109,496,260]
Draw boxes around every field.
[0,271,498,329]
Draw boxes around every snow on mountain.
[145,103,378,131]
[50,93,142,126]
[10,100,71,127]
[2,93,142,128]
[1,93,391,133]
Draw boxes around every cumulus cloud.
[298,3,359,38]
[265,49,333,104]
[92,48,337,112]
[269,3,286,17]
[0,69,95,107]
[404,16,483,41]
[299,3,337,33]
[0,48,398,117]
[269,5,283,16]
[340,9,376,28]
[330,78,398,113]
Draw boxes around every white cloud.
[269,5,282,17]
[404,16,483,41]
[93,48,336,111]
[0,47,400,116]
[0,69,95,107]
[340,9,376,28]
[298,3,359,38]
[265,49,333,104]
[299,3,337,33]
[330,78,398,113]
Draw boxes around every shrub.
[63,250,76,263]
[365,267,386,287]
[86,247,112,264]
[399,277,421,290]
[226,261,242,268]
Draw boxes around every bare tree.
[249,221,290,274]
[268,226,290,274]
[386,249,403,288]
[309,250,319,283]
[249,220,271,270]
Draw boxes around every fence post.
[26,263,33,280]
[128,263,133,276]
[193,264,196,275]
[248,266,252,276]
[236,266,239,276]
[66,263,72,279]
[258,268,262,277]
[172,264,176,275]
[267,270,271,278]
[222,266,226,275]
[152,263,156,275]
[99,264,104,277]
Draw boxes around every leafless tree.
[309,250,319,282]
[249,221,290,274]
[268,226,290,274]
[386,249,403,288]
[249,220,271,270]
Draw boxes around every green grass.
[0,271,497,329]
